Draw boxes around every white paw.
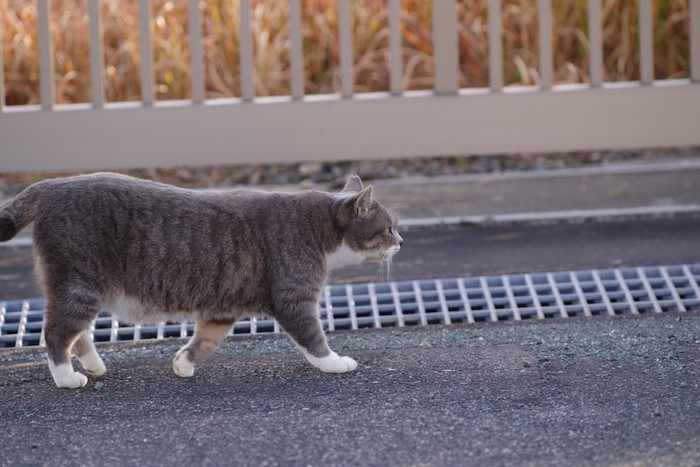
[308,352,358,373]
[173,349,195,378]
[78,352,107,376]
[48,361,89,389]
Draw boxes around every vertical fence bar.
[239,0,254,101]
[38,0,54,109]
[433,0,458,94]
[537,0,553,89]
[89,0,105,108]
[338,0,353,97]
[0,20,5,110]
[488,0,502,91]
[189,0,204,103]
[289,0,304,99]
[691,0,700,81]
[588,0,603,86]
[388,0,402,94]
[639,0,653,84]
[139,0,154,105]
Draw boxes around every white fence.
[1,0,699,173]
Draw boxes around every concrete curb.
[399,204,700,230]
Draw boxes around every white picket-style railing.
[1,0,699,173]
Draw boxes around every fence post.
[339,0,354,97]
[433,0,458,94]
[189,0,205,103]
[389,0,402,95]
[692,0,700,82]
[289,0,304,99]
[538,0,553,89]
[240,0,254,101]
[0,17,5,110]
[139,0,154,105]
[89,0,105,107]
[588,0,603,87]
[488,0,502,91]
[639,0,653,85]
[38,0,55,109]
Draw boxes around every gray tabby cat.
[0,173,402,388]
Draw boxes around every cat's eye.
[387,227,393,235]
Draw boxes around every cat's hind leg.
[173,319,234,378]
[44,296,100,389]
[72,330,106,376]
[274,301,358,373]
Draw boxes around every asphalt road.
[1,312,698,466]
[2,217,700,300]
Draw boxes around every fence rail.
[1,0,699,173]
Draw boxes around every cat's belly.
[104,292,197,325]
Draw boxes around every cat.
[0,173,402,388]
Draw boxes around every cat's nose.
[399,239,403,246]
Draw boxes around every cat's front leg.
[274,301,358,373]
[173,319,234,377]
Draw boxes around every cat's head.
[330,176,402,267]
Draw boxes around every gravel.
[2,147,699,198]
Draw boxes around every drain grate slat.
[614,269,639,315]
[1,264,699,349]
[592,270,615,316]
[451,279,469,323]
[524,274,545,320]
[660,267,687,313]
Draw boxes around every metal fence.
[1,0,699,173]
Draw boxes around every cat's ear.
[342,175,363,193]
[353,186,374,218]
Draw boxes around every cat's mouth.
[385,245,401,257]
[364,245,400,262]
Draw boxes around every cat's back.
[35,172,191,209]
[32,172,257,221]
[28,173,313,250]
[30,173,218,251]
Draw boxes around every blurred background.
[1,0,690,104]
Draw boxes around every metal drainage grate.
[1,264,699,349]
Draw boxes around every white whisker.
[379,246,400,283]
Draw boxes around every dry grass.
[0,0,691,105]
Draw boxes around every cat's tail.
[0,182,45,242]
